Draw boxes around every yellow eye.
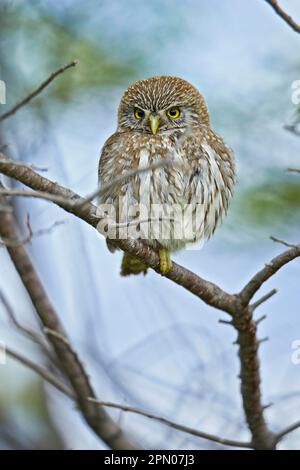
[134,108,145,120]
[167,107,181,119]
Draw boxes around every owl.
[98,76,235,276]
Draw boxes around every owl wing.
[181,127,235,240]
[98,133,126,252]
[183,127,235,202]
[99,133,124,200]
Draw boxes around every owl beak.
[149,114,160,135]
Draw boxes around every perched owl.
[98,76,235,276]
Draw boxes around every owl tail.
[120,252,148,276]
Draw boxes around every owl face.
[117,76,210,135]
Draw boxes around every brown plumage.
[98,76,235,276]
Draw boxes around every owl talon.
[159,248,172,274]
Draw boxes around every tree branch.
[250,288,277,311]
[0,60,78,122]
[232,306,276,449]
[270,236,297,249]
[0,154,237,313]
[0,289,54,360]
[239,244,300,305]
[276,420,300,443]
[1,153,299,449]
[264,0,300,34]
[0,217,64,248]
[88,398,252,449]
[5,343,252,449]
[5,346,74,399]
[0,194,136,450]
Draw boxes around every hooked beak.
[149,113,160,135]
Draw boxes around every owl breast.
[127,142,230,250]
[99,130,235,251]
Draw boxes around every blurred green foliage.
[236,178,300,227]
[0,2,138,103]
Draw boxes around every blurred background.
[0,0,299,450]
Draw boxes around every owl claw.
[158,248,172,274]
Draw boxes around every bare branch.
[5,343,253,449]
[0,187,79,207]
[239,244,300,305]
[88,398,252,449]
[218,318,233,325]
[287,168,300,174]
[44,327,71,347]
[233,307,276,450]
[251,288,277,311]
[5,346,74,399]
[270,236,297,249]
[258,336,269,345]
[0,289,52,358]
[0,60,78,122]
[276,420,300,443]
[255,314,267,326]
[0,218,64,248]
[0,154,237,313]
[0,194,136,450]
[264,0,300,34]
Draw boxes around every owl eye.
[167,107,181,119]
[134,108,145,120]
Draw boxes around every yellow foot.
[158,248,172,274]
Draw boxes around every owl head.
[117,76,210,135]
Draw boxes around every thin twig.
[0,60,78,122]
[0,187,80,207]
[0,289,53,358]
[258,336,269,345]
[4,344,252,449]
[218,319,233,325]
[240,244,300,305]
[0,219,64,248]
[88,398,252,449]
[255,314,267,326]
[270,236,297,249]
[251,289,277,311]
[276,420,300,443]
[44,328,71,346]
[264,0,300,34]
[5,346,74,399]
